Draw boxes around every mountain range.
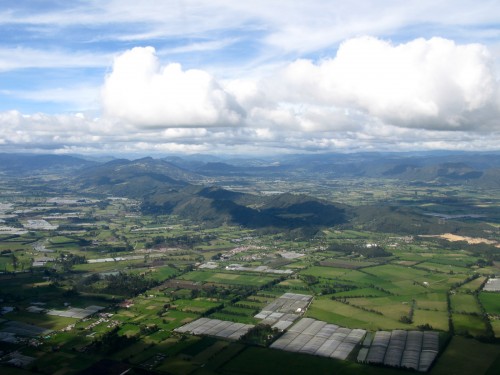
[2,151,499,230]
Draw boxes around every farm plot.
[430,336,500,375]
[413,293,448,312]
[2,310,77,330]
[483,278,500,292]
[361,264,466,295]
[415,261,469,275]
[458,276,486,293]
[363,330,439,372]
[490,319,500,338]
[254,293,313,329]
[318,259,377,269]
[210,311,258,325]
[0,320,52,337]
[174,318,254,340]
[479,292,500,315]
[299,266,350,279]
[344,296,413,322]
[46,305,105,319]
[331,287,392,299]
[306,298,409,331]
[171,298,221,314]
[450,294,481,314]
[412,309,449,331]
[270,318,366,361]
[179,270,277,287]
[452,313,488,337]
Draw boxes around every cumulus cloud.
[271,36,500,130]
[101,46,244,127]
[5,37,500,155]
[99,38,500,134]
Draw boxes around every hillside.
[143,187,347,229]
[0,153,96,176]
[75,157,199,197]
[71,157,348,229]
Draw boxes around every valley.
[0,152,499,374]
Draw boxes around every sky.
[1,0,500,155]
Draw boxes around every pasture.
[430,336,500,375]
[480,292,500,315]
[450,293,481,314]
[179,270,277,286]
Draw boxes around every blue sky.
[1,0,500,154]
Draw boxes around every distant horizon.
[2,148,500,162]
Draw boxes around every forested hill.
[74,157,198,197]
[70,157,348,229]
[142,187,348,229]
[1,152,496,233]
[0,153,96,175]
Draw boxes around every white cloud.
[99,37,500,138]
[269,36,500,131]
[1,108,500,155]
[2,35,500,154]
[101,46,244,127]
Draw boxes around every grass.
[299,266,350,279]
[2,182,500,375]
[346,295,412,321]
[3,311,77,330]
[306,297,408,331]
[430,336,500,375]
[331,287,390,298]
[416,261,469,275]
[144,265,178,281]
[479,292,500,315]
[459,276,487,293]
[451,293,482,314]
[209,312,258,324]
[172,298,221,313]
[413,309,449,331]
[179,270,277,286]
[221,346,410,375]
[452,313,487,337]
[491,319,500,338]
[30,351,94,374]
[413,293,448,312]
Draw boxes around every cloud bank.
[102,38,500,134]
[2,36,500,154]
[265,37,499,132]
[102,47,243,127]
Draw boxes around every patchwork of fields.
[1,181,500,375]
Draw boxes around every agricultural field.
[1,168,500,375]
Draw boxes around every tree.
[11,253,18,271]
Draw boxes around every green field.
[452,313,488,337]
[172,298,221,313]
[459,276,487,293]
[2,168,500,375]
[3,311,78,330]
[299,266,349,279]
[413,309,449,331]
[451,293,482,314]
[306,297,409,330]
[179,270,277,286]
[221,346,410,375]
[430,336,500,375]
[480,292,500,315]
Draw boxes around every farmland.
[0,154,500,374]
